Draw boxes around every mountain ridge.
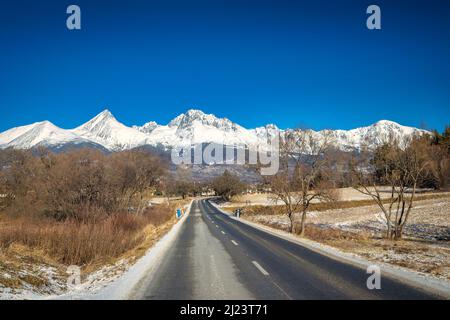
[0,108,428,152]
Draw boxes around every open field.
[221,188,443,208]
[223,191,450,280]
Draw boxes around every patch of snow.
[0,265,66,300]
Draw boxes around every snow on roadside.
[0,264,66,300]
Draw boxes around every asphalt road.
[133,199,439,300]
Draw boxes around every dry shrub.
[0,148,167,220]
[0,148,176,266]
[246,216,367,243]
[0,204,174,266]
[141,204,173,226]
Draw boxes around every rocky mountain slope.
[0,109,427,152]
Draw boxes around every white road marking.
[221,231,226,235]
[252,261,269,276]
[231,240,238,246]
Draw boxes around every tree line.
[0,148,166,220]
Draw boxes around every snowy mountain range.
[0,108,427,153]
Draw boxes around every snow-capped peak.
[75,109,117,132]
[375,120,398,126]
[168,108,242,133]
[251,124,282,141]
[371,119,423,135]
[73,109,149,151]
[168,109,208,127]
[0,121,87,149]
[99,109,114,118]
[133,121,159,134]
[315,119,427,151]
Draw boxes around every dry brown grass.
[0,203,176,267]
[0,243,62,290]
[300,224,369,242]
[247,214,368,242]
[0,275,22,289]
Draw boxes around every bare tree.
[211,170,245,201]
[163,166,194,200]
[269,129,336,236]
[0,148,167,219]
[428,142,450,190]
[109,151,167,214]
[351,137,432,240]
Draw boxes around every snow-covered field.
[241,195,450,280]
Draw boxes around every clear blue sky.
[0,0,449,132]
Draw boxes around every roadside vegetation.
[0,148,189,294]
[348,127,450,239]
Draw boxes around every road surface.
[131,199,439,299]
